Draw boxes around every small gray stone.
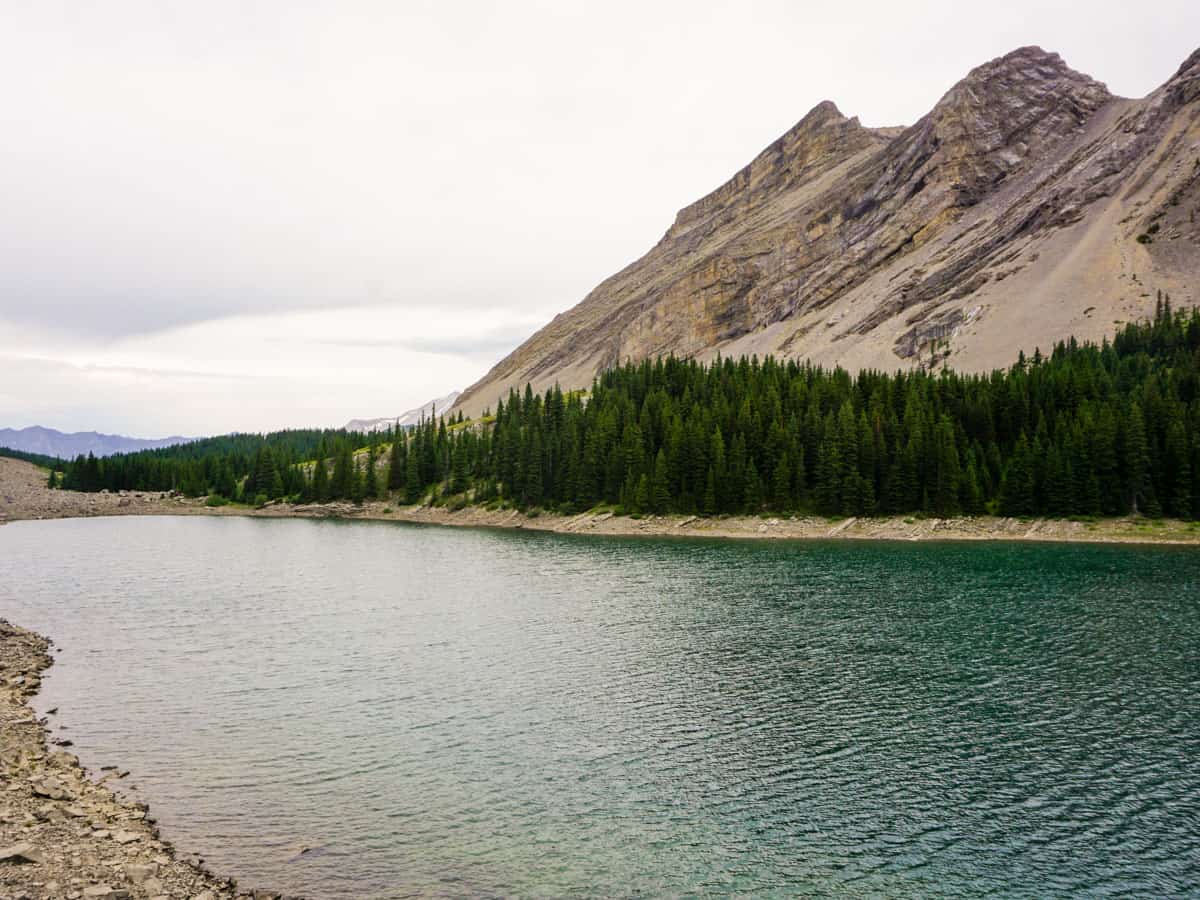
[123,861,158,884]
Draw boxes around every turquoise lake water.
[2,516,1198,897]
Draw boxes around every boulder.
[0,841,43,864]
[31,775,74,800]
[82,887,131,900]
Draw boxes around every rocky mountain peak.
[454,46,1200,418]
[893,47,1113,207]
[670,98,877,232]
[934,45,1111,117]
[1164,46,1200,104]
[794,99,848,128]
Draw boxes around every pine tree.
[405,443,422,505]
[364,446,379,499]
[331,447,353,500]
[388,433,406,492]
[522,428,543,507]
[1125,402,1153,515]
[650,449,670,514]
[269,466,285,500]
[702,467,718,516]
[1164,416,1191,518]
[743,460,762,513]
[1000,434,1035,516]
[450,440,470,495]
[772,455,792,512]
[961,455,984,514]
[933,417,961,516]
[351,457,366,505]
[815,439,841,514]
[632,473,649,515]
[311,458,329,502]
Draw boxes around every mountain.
[0,426,197,459]
[344,391,462,433]
[455,46,1200,416]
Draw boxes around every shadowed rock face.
[456,46,1200,416]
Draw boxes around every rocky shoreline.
[367,502,1200,545]
[4,456,1200,545]
[0,621,286,900]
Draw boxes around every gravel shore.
[0,621,275,900]
[4,455,1200,545]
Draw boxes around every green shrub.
[205,494,229,508]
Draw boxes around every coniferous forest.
[58,306,1200,520]
[57,429,364,501]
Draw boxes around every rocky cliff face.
[455,46,1200,416]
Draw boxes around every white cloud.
[1,303,553,434]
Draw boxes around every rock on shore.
[0,620,286,900]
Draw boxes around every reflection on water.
[2,516,1199,897]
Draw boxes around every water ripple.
[1,517,1198,898]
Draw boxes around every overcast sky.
[2,1,1196,436]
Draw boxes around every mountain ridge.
[344,391,462,433]
[455,46,1200,416]
[0,426,198,459]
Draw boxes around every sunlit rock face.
[456,46,1200,416]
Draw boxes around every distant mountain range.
[0,426,198,459]
[344,391,462,433]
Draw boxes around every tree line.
[391,303,1200,519]
[0,446,64,470]
[58,429,367,502]
[58,305,1200,520]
